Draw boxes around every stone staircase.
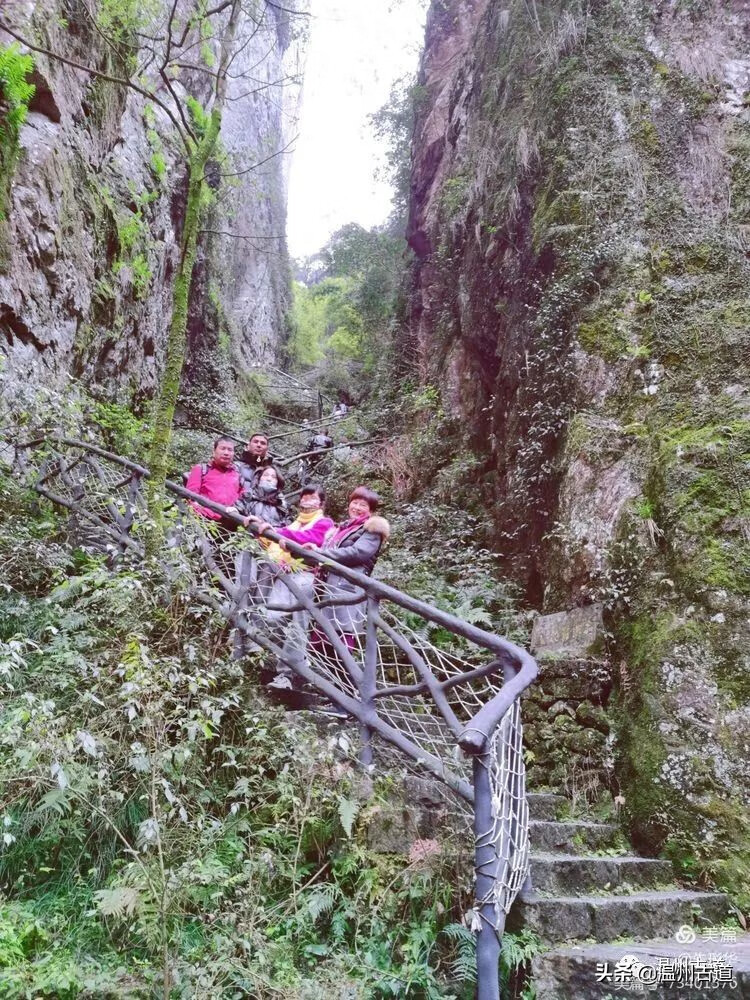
[513,792,750,999]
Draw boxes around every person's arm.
[185,464,202,494]
[232,492,253,517]
[279,516,334,547]
[320,531,381,568]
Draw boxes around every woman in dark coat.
[233,465,288,527]
[315,485,389,640]
[228,466,288,661]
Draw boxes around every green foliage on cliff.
[369,75,424,227]
[97,0,159,53]
[0,45,34,146]
[0,43,34,255]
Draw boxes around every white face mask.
[300,497,320,510]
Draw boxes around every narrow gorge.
[0,0,748,997]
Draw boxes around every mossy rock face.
[657,420,750,597]
[616,596,750,907]
[523,656,614,795]
[406,0,750,905]
[576,316,630,362]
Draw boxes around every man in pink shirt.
[185,437,244,527]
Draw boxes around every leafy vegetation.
[0,469,501,997]
[289,224,409,404]
[0,43,34,260]
[0,44,34,158]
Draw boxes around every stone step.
[509,889,728,945]
[531,934,750,998]
[530,854,674,895]
[530,819,620,854]
[528,793,567,821]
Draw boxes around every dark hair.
[300,483,325,504]
[249,432,268,443]
[213,436,236,449]
[350,485,380,512]
[259,465,285,491]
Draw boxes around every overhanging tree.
[0,0,307,546]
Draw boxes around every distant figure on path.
[307,428,333,455]
[300,427,333,484]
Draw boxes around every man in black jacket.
[237,432,274,491]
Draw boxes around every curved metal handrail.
[13,432,538,999]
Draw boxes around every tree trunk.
[144,0,242,548]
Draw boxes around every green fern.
[455,603,494,627]
[0,44,35,141]
[93,886,141,918]
[442,922,477,983]
[305,883,338,922]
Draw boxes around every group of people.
[184,432,390,706]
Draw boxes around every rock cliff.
[0,0,303,419]
[408,0,750,904]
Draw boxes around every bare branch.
[264,0,312,16]
[199,230,283,239]
[225,9,269,74]
[163,0,181,66]
[0,18,191,153]
[218,133,297,178]
[173,60,222,79]
[159,66,197,143]
[224,76,301,102]
[214,0,243,104]
[136,46,159,79]
[205,1,234,16]
[157,0,198,143]
[198,229,285,254]
[135,30,166,43]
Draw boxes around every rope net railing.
[11,433,537,995]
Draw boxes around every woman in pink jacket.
[243,484,334,694]
[257,483,334,565]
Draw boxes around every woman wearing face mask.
[232,465,288,528]
[250,483,333,562]
[243,485,334,693]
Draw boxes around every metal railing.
[14,434,538,999]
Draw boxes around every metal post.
[118,470,143,555]
[473,753,501,1000]
[359,596,378,768]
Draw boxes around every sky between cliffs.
[286,0,426,260]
